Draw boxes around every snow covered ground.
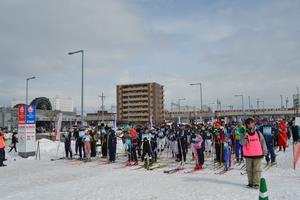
[1,139,300,200]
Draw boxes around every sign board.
[17,104,36,157]
[18,104,26,124]
[26,105,36,124]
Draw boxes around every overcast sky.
[0,0,299,113]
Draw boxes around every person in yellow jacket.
[0,131,7,167]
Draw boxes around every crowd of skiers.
[1,116,299,182]
[116,117,298,188]
[61,124,117,163]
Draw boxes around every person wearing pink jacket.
[191,131,204,170]
[240,118,267,189]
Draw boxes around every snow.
[1,139,300,200]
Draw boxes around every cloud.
[0,0,299,112]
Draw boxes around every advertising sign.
[18,104,26,124]
[26,105,36,124]
[17,104,36,157]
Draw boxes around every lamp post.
[68,50,84,124]
[190,83,202,111]
[26,76,36,106]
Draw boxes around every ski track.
[1,139,300,200]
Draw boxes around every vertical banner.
[114,113,117,131]
[25,105,36,152]
[293,143,300,169]
[18,104,26,124]
[54,113,63,141]
[17,104,27,153]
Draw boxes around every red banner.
[18,104,26,124]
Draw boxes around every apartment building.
[117,82,164,125]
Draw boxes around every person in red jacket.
[278,119,288,152]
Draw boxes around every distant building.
[84,111,115,127]
[117,82,165,125]
[51,97,74,112]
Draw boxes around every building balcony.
[121,86,148,92]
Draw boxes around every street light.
[190,83,203,112]
[68,50,84,124]
[26,76,36,106]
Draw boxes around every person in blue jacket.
[259,118,276,165]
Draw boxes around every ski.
[50,157,65,161]
[214,168,233,175]
[148,163,168,170]
[184,168,204,174]
[163,167,184,174]
[131,165,145,170]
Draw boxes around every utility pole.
[99,92,105,123]
[257,98,260,109]
[248,96,251,109]
[280,95,283,109]
[297,87,299,116]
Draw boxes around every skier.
[130,126,138,165]
[108,127,117,163]
[234,123,245,163]
[63,128,73,159]
[191,131,204,170]
[73,128,80,155]
[223,128,232,171]
[259,118,276,165]
[100,125,108,158]
[177,125,187,163]
[83,130,92,161]
[0,131,6,167]
[157,127,166,154]
[278,119,288,152]
[213,122,225,167]
[90,127,97,157]
[240,118,267,189]
[78,128,86,159]
[141,129,153,167]
[9,131,18,153]
[168,126,178,159]
[150,129,158,163]
[204,126,213,157]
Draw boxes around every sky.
[0,0,299,113]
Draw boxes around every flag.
[54,113,63,141]
[294,143,300,169]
